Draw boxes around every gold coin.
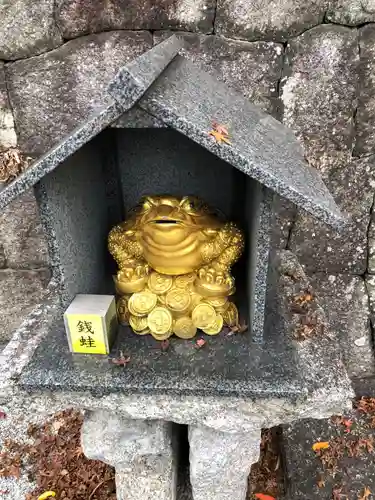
[148,272,173,295]
[202,314,224,335]
[137,328,151,335]
[150,330,172,341]
[206,296,228,308]
[166,288,191,314]
[173,317,197,339]
[190,292,202,309]
[191,303,217,329]
[128,291,157,316]
[222,302,239,327]
[147,306,173,335]
[158,294,167,305]
[129,315,148,332]
[117,297,130,324]
[174,273,196,289]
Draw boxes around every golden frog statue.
[108,195,244,339]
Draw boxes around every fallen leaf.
[110,350,131,366]
[37,492,56,500]
[312,441,330,451]
[226,321,248,337]
[358,486,372,500]
[343,419,353,433]
[208,129,232,145]
[215,124,229,136]
[195,338,206,349]
[0,411,6,420]
[211,121,229,136]
[317,477,326,488]
[254,494,276,500]
[333,486,346,500]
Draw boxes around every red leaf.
[254,494,276,500]
[195,338,206,349]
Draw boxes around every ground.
[2,400,375,499]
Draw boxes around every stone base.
[81,410,261,500]
[189,426,261,500]
[82,411,177,500]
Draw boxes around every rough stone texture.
[356,25,375,156]
[189,425,261,500]
[138,55,344,227]
[82,410,176,500]
[56,0,215,38]
[0,268,50,342]
[326,0,375,26]
[0,63,17,151]
[154,32,283,115]
[282,24,357,176]
[0,246,5,268]
[310,273,374,379]
[0,0,62,60]
[108,34,184,108]
[366,274,375,316]
[282,416,375,500]
[6,31,152,156]
[369,214,375,274]
[271,196,297,249]
[215,0,326,42]
[0,190,49,269]
[288,156,375,273]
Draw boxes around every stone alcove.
[0,35,353,500]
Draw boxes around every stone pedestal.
[81,410,261,500]
[189,425,261,500]
[81,410,177,500]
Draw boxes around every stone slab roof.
[0,35,344,228]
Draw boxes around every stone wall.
[0,0,374,379]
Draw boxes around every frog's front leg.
[108,223,149,293]
[197,223,244,296]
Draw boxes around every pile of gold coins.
[116,271,239,341]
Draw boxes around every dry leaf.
[317,477,326,488]
[312,441,330,451]
[195,338,206,349]
[254,494,276,500]
[38,492,56,500]
[215,124,229,135]
[110,350,131,366]
[343,419,353,433]
[208,122,232,145]
[208,129,232,145]
[0,148,31,183]
[358,486,372,500]
[227,322,248,336]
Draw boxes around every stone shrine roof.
[0,35,345,228]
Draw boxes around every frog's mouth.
[150,218,185,227]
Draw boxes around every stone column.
[81,410,177,500]
[189,425,261,500]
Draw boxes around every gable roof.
[0,35,345,228]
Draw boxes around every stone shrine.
[0,36,353,500]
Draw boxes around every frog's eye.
[141,196,156,212]
[180,197,202,215]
